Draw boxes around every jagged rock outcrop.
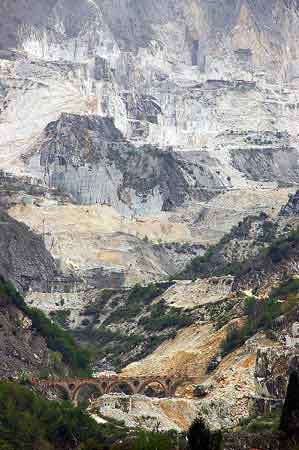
[232,231,299,294]
[1,0,298,265]
[255,347,294,401]
[280,190,299,217]
[27,113,192,215]
[0,291,52,379]
[3,0,299,190]
[5,0,298,152]
[0,209,57,292]
[255,308,299,402]
[178,212,278,280]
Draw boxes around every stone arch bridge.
[34,376,189,405]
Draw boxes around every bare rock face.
[8,0,299,149]
[255,347,295,400]
[0,209,57,293]
[28,113,191,215]
[255,307,299,403]
[2,0,299,192]
[0,297,51,379]
[230,146,299,184]
[280,191,299,217]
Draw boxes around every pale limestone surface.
[159,277,234,309]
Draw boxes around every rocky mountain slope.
[33,189,299,430]
[0,208,57,293]
[0,279,60,379]
[0,277,93,380]
[3,0,299,288]
[0,295,50,379]
[2,0,299,439]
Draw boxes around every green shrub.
[78,283,187,370]
[0,355,185,450]
[140,301,192,332]
[176,221,299,282]
[271,278,299,299]
[50,310,71,328]
[0,279,91,374]
[247,415,280,433]
[264,227,299,263]
[0,381,113,450]
[244,296,258,316]
[131,430,173,450]
[27,307,91,373]
[78,326,144,370]
[187,417,222,450]
[220,295,284,356]
[104,283,167,323]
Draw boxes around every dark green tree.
[187,417,222,450]
[280,371,299,443]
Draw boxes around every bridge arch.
[43,382,71,402]
[106,381,135,395]
[140,380,169,398]
[72,383,104,406]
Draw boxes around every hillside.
[2,0,299,445]
[0,278,91,379]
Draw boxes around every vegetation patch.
[75,282,194,370]
[50,309,71,328]
[0,279,91,375]
[104,283,169,323]
[270,277,299,300]
[219,275,299,357]
[139,300,193,332]
[0,381,123,450]
[78,326,144,369]
[0,381,186,450]
[244,412,281,433]
[175,213,277,281]
[187,417,222,450]
[220,293,292,357]
[76,323,176,371]
[262,227,299,263]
